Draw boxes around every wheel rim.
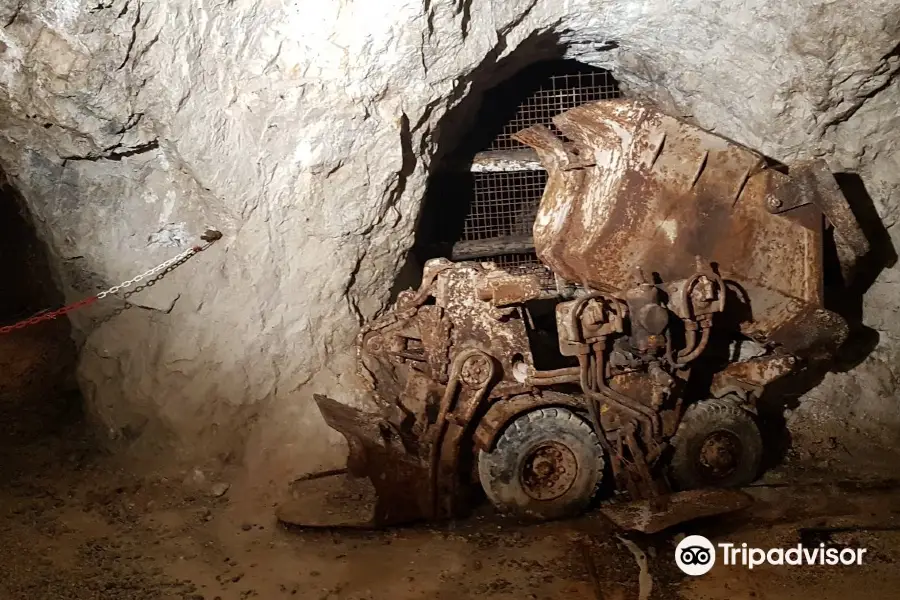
[695,431,742,481]
[520,441,579,501]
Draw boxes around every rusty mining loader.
[279,99,869,530]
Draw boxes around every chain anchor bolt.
[201,228,223,243]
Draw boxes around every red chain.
[0,231,219,336]
[0,295,99,334]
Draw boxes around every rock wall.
[0,0,897,483]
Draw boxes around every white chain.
[96,246,199,300]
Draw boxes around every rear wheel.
[670,398,763,490]
[477,407,604,520]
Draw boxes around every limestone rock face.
[0,0,897,481]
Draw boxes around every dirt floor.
[3,327,900,600]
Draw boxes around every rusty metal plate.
[475,270,543,307]
[436,263,535,386]
[513,99,853,343]
[710,354,798,397]
[314,394,435,526]
[276,472,378,529]
[599,488,753,534]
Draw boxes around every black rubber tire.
[670,399,763,490]
[477,407,604,520]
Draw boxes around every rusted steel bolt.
[460,355,491,386]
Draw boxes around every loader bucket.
[513,99,865,348]
[277,394,436,528]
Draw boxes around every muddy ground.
[3,326,900,600]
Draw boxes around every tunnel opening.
[413,59,621,280]
[0,169,79,443]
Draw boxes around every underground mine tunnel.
[1,1,900,599]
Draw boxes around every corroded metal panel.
[515,99,833,341]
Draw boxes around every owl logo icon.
[676,535,716,576]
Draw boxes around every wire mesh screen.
[462,171,547,241]
[493,253,556,287]
[491,70,621,151]
[434,64,620,289]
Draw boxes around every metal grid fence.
[490,70,621,151]
[492,253,556,287]
[462,171,547,241]
[459,66,620,286]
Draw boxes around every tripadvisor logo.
[675,535,868,576]
[676,535,717,576]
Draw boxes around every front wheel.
[477,407,605,520]
[670,398,763,490]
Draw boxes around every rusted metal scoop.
[276,470,379,528]
[277,395,436,529]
